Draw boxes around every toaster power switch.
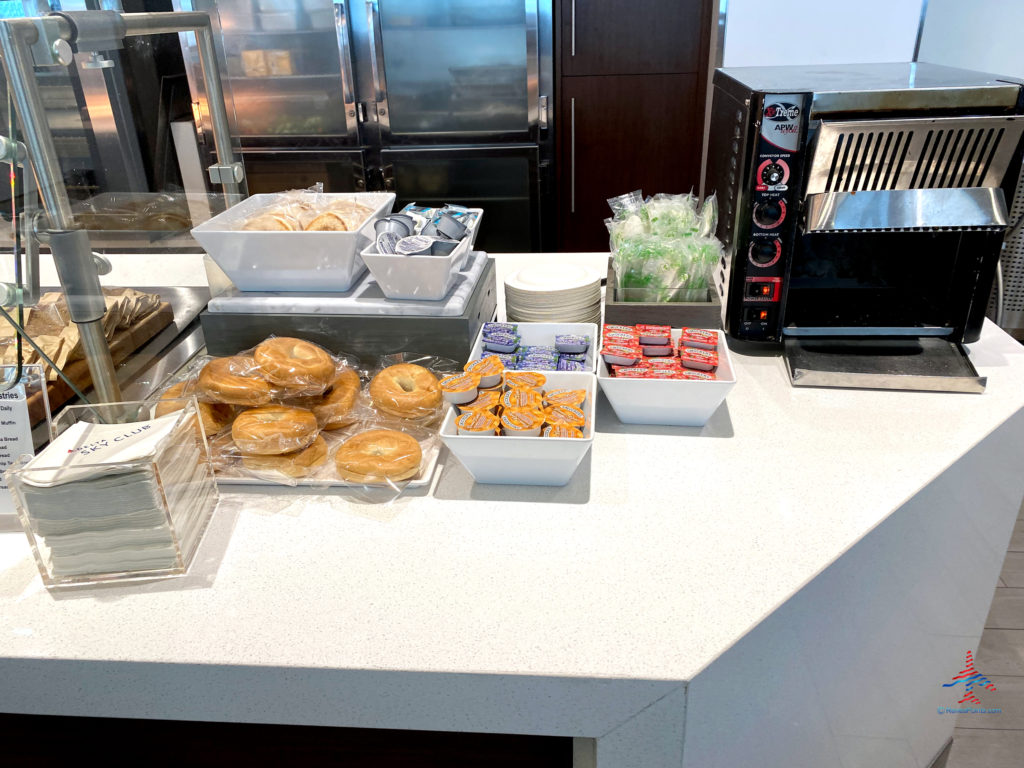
[746,281,774,298]
[744,307,772,324]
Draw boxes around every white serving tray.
[439,371,595,486]
[597,329,737,427]
[213,435,442,488]
[191,192,395,292]
[467,321,599,373]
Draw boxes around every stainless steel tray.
[784,337,986,393]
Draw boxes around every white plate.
[440,371,595,486]
[508,293,601,307]
[505,263,602,293]
[508,298,601,312]
[597,330,737,427]
[505,288,600,304]
[507,308,601,321]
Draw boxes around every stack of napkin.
[13,408,217,579]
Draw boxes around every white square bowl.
[597,329,737,426]
[191,192,395,292]
[360,208,483,301]
[467,321,598,373]
[439,371,595,486]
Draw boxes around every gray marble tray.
[206,250,488,317]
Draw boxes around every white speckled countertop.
[1,253,1023,726]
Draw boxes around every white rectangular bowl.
[360,208,483,301]
[467,321,598,373]
[597,329,737,427]
[191,192,395,292]
[440,371,595,486]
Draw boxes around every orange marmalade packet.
[543,424,584,438]
[440,373,480,393]
[501,387,542,410]
[458,389,501,413]
[464,355,505,376]
[501,407,545,432]
[543,404,586,428]
[543,388,587,408]
[503,371,546,390]
[455,410,500,434]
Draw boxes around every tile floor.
[935,504,1024,768]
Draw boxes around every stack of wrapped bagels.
[154,336,445,484]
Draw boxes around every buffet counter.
[1,253,1023,768]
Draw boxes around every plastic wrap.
[231,405,320,455]
[368,353,459,426]
[235,184,375,232]
[147,342,447,496]
[606,190,723,303]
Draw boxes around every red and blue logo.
[942,650,996,705]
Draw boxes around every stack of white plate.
[504,263,602,324]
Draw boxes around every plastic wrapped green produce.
[605,190,722,303]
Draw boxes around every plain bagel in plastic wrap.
[147,341,448,495]
[367,352,460,425]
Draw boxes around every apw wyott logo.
[942,650,996,705]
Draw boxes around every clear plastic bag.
[606,190,722,303]
[147,343,446,498]
[367,353,459,427]
[235,183,375,232]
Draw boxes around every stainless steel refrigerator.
[173,0,553,252]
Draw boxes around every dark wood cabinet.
[554,0,713,252]
[558,74,702,252]
[560,0,706,76]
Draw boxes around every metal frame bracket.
[28,17,70,67]
[207,161,245,185]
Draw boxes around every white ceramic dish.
[360,208,483,301]
[468,321,599,373]
[505,264,602,324]
[191,192,395,292]
[597,329,737,427]
[505,262,601,293]
[440,371,595,486]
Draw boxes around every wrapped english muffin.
[236,185,375,232]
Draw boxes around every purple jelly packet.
[520,355,558,367]
[483,322,517,336]
[555,334,591,354]
[557,359,586,371]
[559,352,587,363]
[483,336,520,354]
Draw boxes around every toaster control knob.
[761,162,785,185]
[753,200,786,229]
[749,239,781,265]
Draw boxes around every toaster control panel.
[732,94,806,342]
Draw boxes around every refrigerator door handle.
[334,0,360,141]
[571,0,576,56]
[570,97,576,214]
[365,0,391,137]
[525,0,539,133]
